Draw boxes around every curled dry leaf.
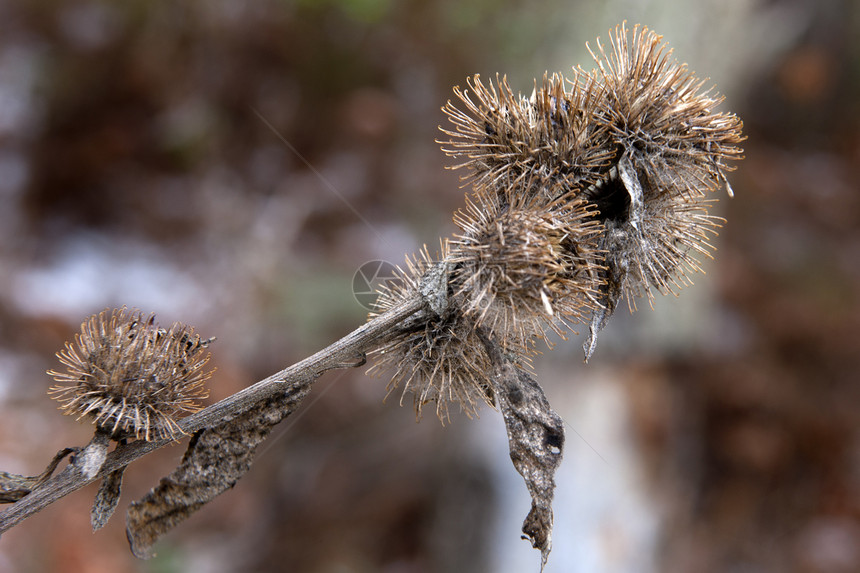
[126,381,312,559]
[91,467,126,531]
[478,329,564,571]
[0,448,76,504]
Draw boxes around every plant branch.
[0,295,425,534]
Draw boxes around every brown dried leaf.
[91,467,125,531]
[0,448,76,504]
[480,330,564,571]
[126,382,312,558]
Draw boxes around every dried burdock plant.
[579,23,745,355]
[48,307,213,443]
[440,72,614,204]
[587,24,743,200]
[441,22,744,360]
[449,188,604,346]
[0,22,743,573]
[367,245,497,422]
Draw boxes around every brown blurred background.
[1,1,858,572]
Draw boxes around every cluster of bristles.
[369,23,744,422]
[48,307,213,442]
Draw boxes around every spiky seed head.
[577,23,744,338]
[437,23,744,361]
[449,189,604,346]
[367,245,497,423]
[48,308,213,441]
[592,165,724,308]
[586,22,745,199]
[439,72,614,205]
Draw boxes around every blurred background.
[1,1,858,572]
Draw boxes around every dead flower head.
[367,245,497,423]
[48,307,213,441]
[439,72,614,204]
[577,23,744,355]
[586,23,744,200]
[449,188,604,346]
[438,24,744,360]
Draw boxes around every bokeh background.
[1,1,858,572]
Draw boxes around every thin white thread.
[251,106,387,245]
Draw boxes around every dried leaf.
[480,330,564,571]
[0,474,33,505]
[0,448,76,504]
[126,382,312,558]
[77,430,112,479]
[91,467,125,531]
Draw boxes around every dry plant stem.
[0,295,425,534]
